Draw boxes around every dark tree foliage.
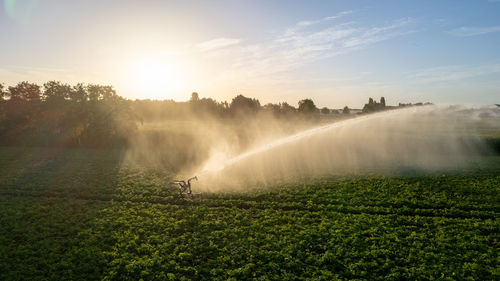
[190,92,199,102]
[362,96,386,113]
[280,102,296,114]
[398,102,432,107]
[0,83,5,100]
[364,97,432,113]
[188,92,228,118]
[230,94,261,115]
[8,81,41,102]
[43,81,72,103]
[342,106,351,115]
[0,81,137,148]
[1,80,416,149]
[263,102,299,118]
[263,103,281,115]
[298,99,318,115]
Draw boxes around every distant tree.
[0,83,5,101]
[8,81,41,102]
[363,97,387,113]
[99,85,117,101]
[86,84,117,102]
[43,81,72,104]
[199,97,223,116]
[190,92,200,103]
[0,83,5,121]
[264,103,281,115]
[343,106,351,115]
[87,84,101,101]
[70,83,88,102]
[321,107,330,114]
[230,94,261,115]
[280,102,296,114]
[188,92,226,117]
[298,99,318,115]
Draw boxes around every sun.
[126,56,186,100]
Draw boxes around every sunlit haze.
[1,0,500,106]
[1,1,500,279]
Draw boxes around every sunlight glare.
[127,56,186,100]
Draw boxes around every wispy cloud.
[197,38,241,51]
[212,15,417,79]
[407,63,500,83]
[295,10,353,27]
[448,26,500,36]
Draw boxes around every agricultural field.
[0,146,498,280]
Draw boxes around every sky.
[1,0,499,108]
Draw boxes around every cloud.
[191,12,418,98]
[295,10,353,27]
[221,16,417,79]
[197,38,241,51]
[324,10,353,20]
[406,63,500,83]
[448,26,500,36]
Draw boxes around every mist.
[193,105,500,191]
[122,107,320,173]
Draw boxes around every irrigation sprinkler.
[172,176,198,198]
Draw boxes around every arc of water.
[200,107,426,174]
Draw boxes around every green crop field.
[0,147,499,280]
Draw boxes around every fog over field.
[1,1,500,280]
[193,105,500,191]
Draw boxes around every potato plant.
[0,147,498,280]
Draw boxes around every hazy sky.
[1,0,499,107]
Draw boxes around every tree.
[280,102,296,114]
[70,83,88,102]
[43,81,72,103]
[264,103,281,115]
[8,81,41,102]
[0,83,5,101]
[190,92,200,103]
[87,84,101,101]
[363,97,388,113]
[321,107,330,114]
[298,99,318,115]
[343,106,350,115]
[99,85,117,101]
[230,94,261,115]
[86,84,116,101]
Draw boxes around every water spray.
[193,105,499,191]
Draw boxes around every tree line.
[0,81,136,147]
[132,92,354,121]
[362,96,432,113]
[0,81,430,148]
